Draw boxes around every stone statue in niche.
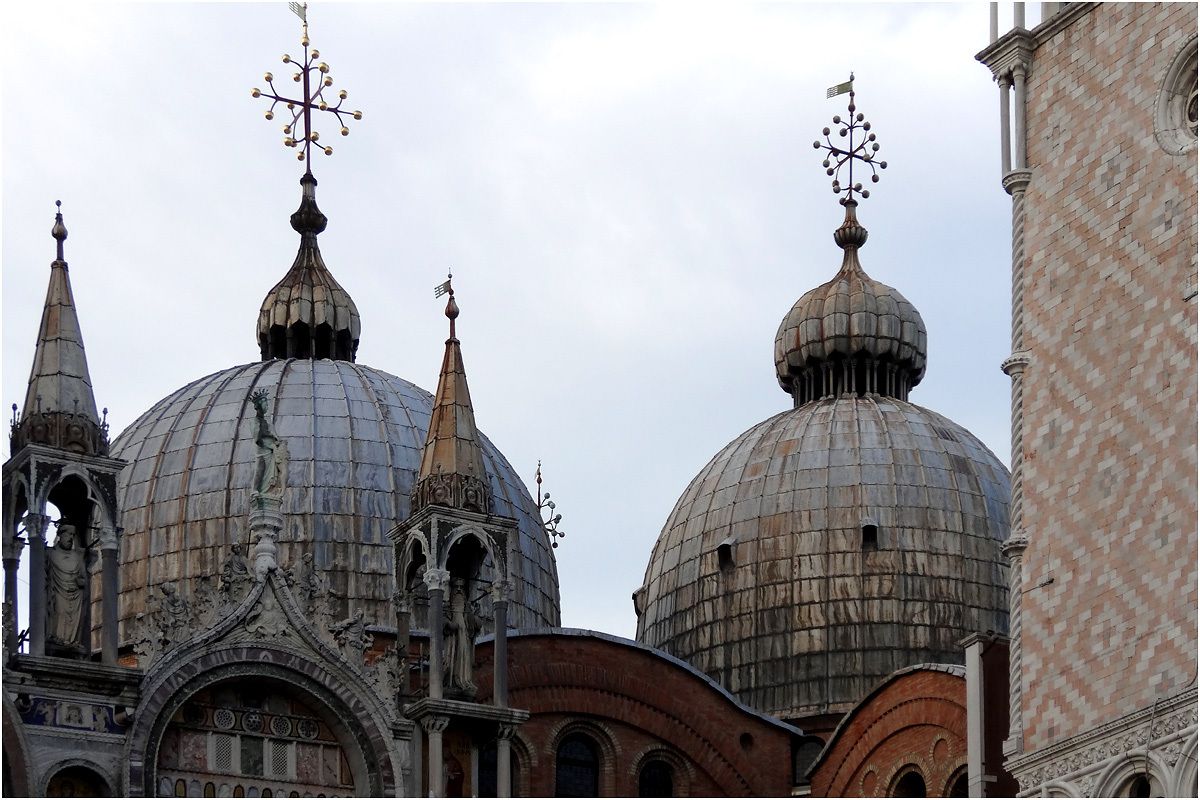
[329,608,371,665]
[249,389,288,503]
[444,578,480,695]
[220,543,252,600]
[46,523,86,652]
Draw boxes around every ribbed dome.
[108,359,561,640]
[257,172,361,362]
[635,395,1009,721]
[774,202,926,404]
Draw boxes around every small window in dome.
[861,521,878,550]
[717,540,735,572]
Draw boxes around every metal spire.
[252,3,363,169]
[813,76,888,205]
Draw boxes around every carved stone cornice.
[976,26,1036,80]
[1009,688,1198,794]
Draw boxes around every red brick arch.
[474,630,799,796]
[810,666,968,798]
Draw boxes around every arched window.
[47,765,113,797]
[555,733,599,797]
[892,769,926,798]
[1121,773,1163,798]
[792,736,824,784]
[638,759,673,797]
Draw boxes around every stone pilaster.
[99,525,120,664]
[25,512,50,657]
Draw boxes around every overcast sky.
[3,2,1038,638]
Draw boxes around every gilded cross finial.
[813,75,887,205]
[252,3,363,169]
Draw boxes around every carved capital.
[423,568,451,594]
[421,715,450,736]
[98,525,119,552]
[2,534,25,562]
[496,723,518,741]
[490,580,511,604]
[391,589,412,615]
[1001,350,1032,377]
[1002,168,1033,196]
[1001,535,1029,562]
[23,513,51,543]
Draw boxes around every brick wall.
[475,631,797,796]
[809,666,968,797]
[1018,2,1197,752]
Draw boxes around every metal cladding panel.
[636,395,1009,721]
[109,359,560,641]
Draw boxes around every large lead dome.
[109,173,560,639]
[111,359,561,635]
[636,187,1009,722]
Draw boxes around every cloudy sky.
[3,2,1039,638]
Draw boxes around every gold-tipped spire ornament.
[252,3,363,168]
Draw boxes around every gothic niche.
[442,535,487,699]
[47,475,100,658]
[155,680,359,798]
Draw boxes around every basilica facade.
[2,3,1195,798]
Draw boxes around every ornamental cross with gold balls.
[252,3,363,168]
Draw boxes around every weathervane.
[252,2,363,167]
[813,74,887,204]
[536,462,566,549]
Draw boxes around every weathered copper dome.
[774,202,926,404]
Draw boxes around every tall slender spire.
[10,202,108,457]
[411,277,493,515]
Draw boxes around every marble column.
[1012,64,1028,169]
[422,715,449,798]
[425,568,450,700]
[99,525,120,665]
[496,724,516,799]
[3,532,25,655]
[999,74,1013,174]
[25,512,50,657]
[492,582,509,709]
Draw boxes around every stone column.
[25,512,50,657]
[425,568,450,700]
[422,715,449,798]
[99,525,120,665]
[964,638,986,797]
[999,74,1013,175]
[250,496,283,579]
[496,724,516,799]
[3,532,25,655]
[1001,166,1033,759]
[492,582,509,709]
[1012,64,1028,169]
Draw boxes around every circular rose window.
[1155,36,1198,155]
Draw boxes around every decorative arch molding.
[1171,732,1198,797]
[1092,751,1171,798]
[1154,33,1199,156]
[126,649,397,797]
[126,574,405,797]
[2,694,33,797]
[442,523,500,574]
[508,731,537,798]
[1042,779,1082,797]
[628,744,694,796]
[37,462,119,533]
[546,717,621,797]
[40,757,115,797]
[886,763,926,797]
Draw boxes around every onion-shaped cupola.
[257,171,361,361]
[774,199,927,405]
